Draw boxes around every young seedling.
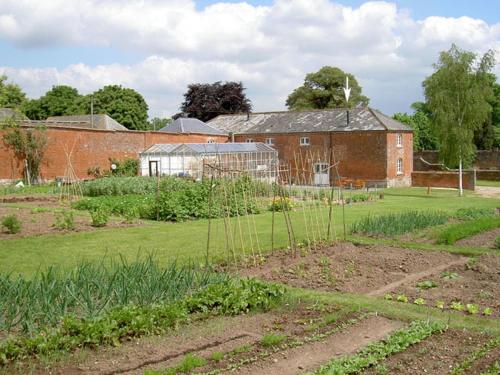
[435,300,446,310]
[210,351,224,362]
[396,294,408,303]
[416,280,437,289]
[413,298,426,306]
[465,304,479,315]
[441,271,459,280]
[261,333,287,347]
[384,294,393,301]
[450,301,464,311]
[482,307,493,316]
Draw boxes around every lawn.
[476,180,500,187]
[0,187,498,276]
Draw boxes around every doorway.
[314,163,329,185]
[149,160,159,177]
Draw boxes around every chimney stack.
[346,110,350,125]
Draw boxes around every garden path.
[366,257,468,297]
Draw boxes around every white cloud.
[0,0,499,117]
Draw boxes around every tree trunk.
[458,157,463,197]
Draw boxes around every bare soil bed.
[236,242,463,295]
[364,329,498,375]
[0,194,62,208]
[0,206,139,239]
[393,254,500,317]
[455,227,500,248]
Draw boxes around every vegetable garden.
[0,178,499,374]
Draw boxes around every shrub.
[53,210,75,230]
[345,193,373,204]
[90,208,109,227]
[436,216,500,245]
[110,158,139,177]
[268,197,293,212]
[494,236,500,249]
[1,214,21,234]
[350,210,449,236]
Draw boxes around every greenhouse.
[139,143,279,181]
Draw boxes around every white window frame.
[245,138,254,143]
[396,133,403,148]
[396,158,403,175]
[265,138,274,145]
[299,137,310,146]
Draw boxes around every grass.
[476,180,500,187]
[436,216,500,245]
[0,187,498,275]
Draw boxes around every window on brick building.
[300,137,310,146]
[396,133,403,147]
[397,158,403,175]
[245,138,254,143]
[265,138,274,145]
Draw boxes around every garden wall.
[0,125,228,182]
[414,150,500,170]
[411,171,475,190]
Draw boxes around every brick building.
[0,114,227,182]
[208,107,413,187]
[1,108,412,187]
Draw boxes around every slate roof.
[43,114,128,131]
[141,142,276,155]
[207,107,411,134]
[0,108,26,121]
[159,117,226,135]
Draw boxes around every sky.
[0,0,499,118]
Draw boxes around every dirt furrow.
[232,315,403,375]
[366,257,468,297]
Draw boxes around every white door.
[314,163,329,185]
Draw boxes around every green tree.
[24,85,81,120]
[71,85,149,130]
[286,66,369,110]
[488,78,500,148]
[423,44,495,195]
[0,75,27,109]
[393,102,438,151]
[2,118,47,184]
[148,117,171,131]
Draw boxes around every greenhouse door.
[149,160,159,177]
[314,163,329,185]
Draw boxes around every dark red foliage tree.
[178,81,252,122]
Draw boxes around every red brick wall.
[386,132,413,186]
[0,126,227,181]
[411,171,475,190]
[234,131,391,185]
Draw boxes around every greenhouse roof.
[141,142,276,155]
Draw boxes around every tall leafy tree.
[24,85,81,120]
[0,75,27,109]
[179,81,252,122]
[423,44,495,195]
[286,66,369,110]
[71,85,149,130]
[393,102,438,151]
